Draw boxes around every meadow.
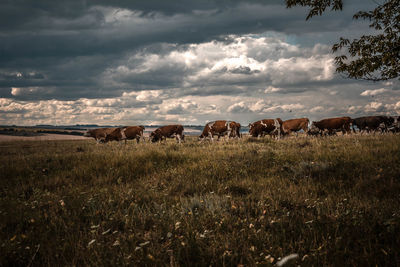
[1,134,400,266]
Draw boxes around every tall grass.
[1,135,399,266]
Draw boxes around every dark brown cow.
[150,125,184,143]
[353,116,395,134]
[309,117,352,136]
[104,126,145,144]
[83,127,117,143]
[282,118,309,136]
[199,120,241,141]
[248,118,283,138]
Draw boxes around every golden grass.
[1,134,399,265]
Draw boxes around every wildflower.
[102,229,111,235]
[59,200,65,207]
[139,241,150,247]
[87,239,96,247]
[265,255,274,263]
[276,254,298,266]
[112,240,120,246]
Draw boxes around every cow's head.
[248,124,259,137]
[150,130,161,143]
[104,133,115,143]
[83,130,93,137]
[198,134,205,141]
[307,122,320,135]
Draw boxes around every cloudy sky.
[1,0,399,126]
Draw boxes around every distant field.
[0,134,90,142]
[1,135,399,266]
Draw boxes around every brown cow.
[309,117,352,136]
[83,127,117,143]
[229,122,242,138]
[150,125,184,143]
[282,118,309,136]
[248,118,283,138]
[199,120,241,142]
[353,116,396,134]
[104,126,145,144]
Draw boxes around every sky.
[1,0,399,126]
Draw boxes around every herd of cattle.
[83,115,400,144]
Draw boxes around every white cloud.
[104,34,335,93]
[265,86,282,93]
[227,102,251,113]
[136,90,161,101]
[364,102,385,113]
[360,88,388,96]
[11,87,38,96]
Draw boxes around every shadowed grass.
[0,134,399,266]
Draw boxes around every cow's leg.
[136,136,140,144]
[209,133,214,142]
[176,135,181,144]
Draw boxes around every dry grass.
[1,134,399,266]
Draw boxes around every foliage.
[286,0,400,81]
[1,135,400,265]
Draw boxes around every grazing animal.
[309,117,352,136]
[198,120,241,142]
[352,116,393,134]
[83,127,117,143]
[282,118,309,136]
[104,126,145,144]
[248,118,283,138]
[150,125,184,143]
[229,122,242,138]
[387,116,400,133]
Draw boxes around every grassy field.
[1,135,400,266]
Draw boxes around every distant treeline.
[0,128,43,136]
[0,128,83,136]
